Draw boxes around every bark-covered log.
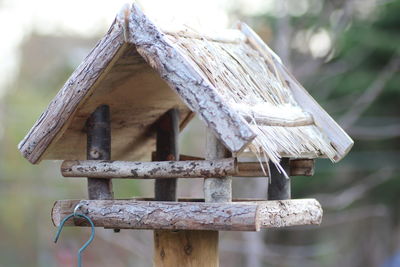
[61,159,237,179]
[86,105,113,200]
[61,159,314,179]
[258,198,322,228]
[204,131,232,202]
[52,199,322,231]
[154,109,179,201]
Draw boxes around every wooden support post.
[86,105,113,200]
[204,131,232,202]
[153,108,189,267]
[268,158,290,200]
[154,109,179,201]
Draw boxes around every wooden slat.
[238,22,354,162]
[51,199,323,231]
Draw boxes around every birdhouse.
[18,3,353,266]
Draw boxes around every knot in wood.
[184,244,193,255]
[89,149,102,159]
[160,248,166,259]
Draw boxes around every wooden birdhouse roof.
[18,3,353,166]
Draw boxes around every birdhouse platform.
[52,198,322,231]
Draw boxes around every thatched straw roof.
[18,3,353,168]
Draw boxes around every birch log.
[61,159,314,178]
[52,199,323,231]
[61,159,237,178]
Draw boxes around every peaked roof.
[18,3,353,165]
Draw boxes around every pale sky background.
[0,0,339,97]
[0,0,279,97]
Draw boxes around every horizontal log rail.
[176,154,314,176]
[61,158,314,179]
[52,199,322,231]
[62,158,237,178]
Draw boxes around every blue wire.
[54,213,95,267]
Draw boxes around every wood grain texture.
[126,4,256,154]
[238,22,353,162]
[61,159,237,178]
[51,199,323,230]
[154,230,218,267]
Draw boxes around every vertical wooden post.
[153,116,221,267]
[204,130,232,202]
[86,105,113,200]
[154,109,179,201]
[268,158,290,200]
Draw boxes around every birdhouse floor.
[52,198,322,232]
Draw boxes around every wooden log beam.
[179,156,314,177]
[61,159,237,179]
[86,105,113,200]
[51,199,323,231]
[61,158,314,178]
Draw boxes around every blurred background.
[1,0,399,266]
